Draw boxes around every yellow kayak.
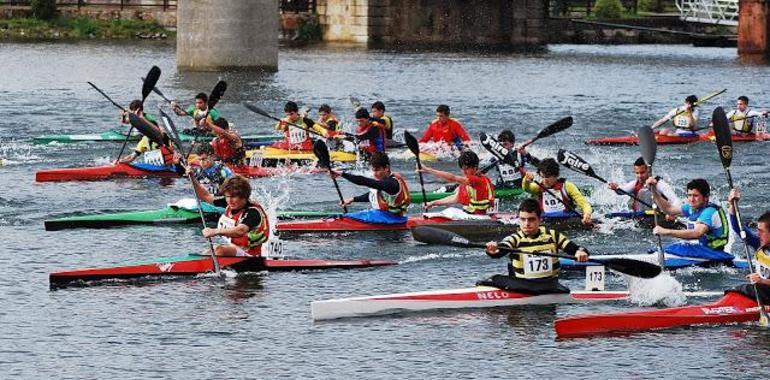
[248,147,358,162]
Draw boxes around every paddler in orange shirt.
[419,151,495,215]
[419,104,471,150]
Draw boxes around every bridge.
[675,0,768,56]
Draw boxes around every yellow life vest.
[730,109,754,133]
[756,247,770,280]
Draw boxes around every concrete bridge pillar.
[738,0,770,56]
[177,0,278,71]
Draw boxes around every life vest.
[367,173,411,216]
[211,137,245,165]
[671,108,695,130]
[217,202,270,256]
[382,114,394,139]
[684,203,728,251]
[277,117,311,147]
[505,226,562,280]
[629,177,656,212]
[539,179,573,214]
[458,174,495,214]
[756,246,770,280]
[137,133,175,166]
[357,121,386,154]
[730,108,755,134]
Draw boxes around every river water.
[2,41,770,379]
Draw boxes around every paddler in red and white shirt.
[727,189,770,304]
[330,152,411,220]
[273,101,314,151]
[419,151,495,215]
[608,156,680,213]
[190,175,270,257]
[522,158,593,225]
[347,108,387,161]
[419,104,471,150]
[203,116,245,165]
[654,95,699,137]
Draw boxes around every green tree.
[31,0,57,20]
[593,0,625,18]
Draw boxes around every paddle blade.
[313,139,332,169]
[411,226,480,248]
[128,113,164,146]
[158,108,183,149]
[349,96,362,109]
[141,66,162,104]
[696,89,726,106]
[594,258,661,279]
[404,131,420,157]
[638,125,656,166]
[536,116,573,140]
[479,132,516,166]
[208,80,227,109]
[711,106,733,169]
[556,149,600,180]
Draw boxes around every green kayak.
[44,202,339,231]
[409,186,592,203]
[33,128,282,144]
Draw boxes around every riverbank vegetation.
[0,16,171,40]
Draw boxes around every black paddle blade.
[711,106,733,169]
[411,226,480,247]
[128,113,164,146]
[536,116,573,139]
[404,131,420,157]
[158,108,183,149]
[557,149,599,179]
[208,80,227,109]
[313,139,332,169]
[479,132,516,166]
[594,258,661,279]
[141,66,162,104]
[638,125,656,166]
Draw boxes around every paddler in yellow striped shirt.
[522,158,593,225]
[483,198,589,294]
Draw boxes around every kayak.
[251,146,358,163]
[35,162,276,182]
[554,291,766,338]
[44,205,339,231]
[411,187,525,203]
[277,212,517,234]
[311,286,632,321]
[50,254,396,289]
[559,252,749,271]
[585,133,702,146]
[701,130,770,142]
[33,128,282,145]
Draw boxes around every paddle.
[87,81,127,112]
[313,139,348,213]
[113,66,161,163]
[652,89,726,130]
[519,116,574,149]
[244,102,326,139]
[185,80,227,159]
[140,77,176,108]
[711,106,770,326]
[412,226,661,279]
[158,107,221,275]
[404,131,429,211]
[557,149,654,209]
[349,96,362,110]
[638,125,666,269]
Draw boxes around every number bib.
[673,115,689,128]
[142,149,164,166]
[758,261,770,280]
[522,253,552,276]
[498,163,519,183]
[542,192,562,213]
[288,126,307,144]
[217,215,236,244]
[368,189,380,210]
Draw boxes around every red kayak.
[35,162,276,182]
[585,133,702,146]
[554,291,765,338]
[276,213,516,234]
[700,130,770,142]
[50,254,396,288]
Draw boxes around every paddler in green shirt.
[171,92,220,136]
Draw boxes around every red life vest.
[457,174,495,214]
[357,121,386,154]
[218,202,270,256]
[211,138,244,164]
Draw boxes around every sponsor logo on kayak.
[157,263,175,272]
[700,306,738,315]
[476,290,510,300]
[451,236,470,245]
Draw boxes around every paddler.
[203,117,245,165]
[312,104,341,138]
[419,104,471,149]
[420,151,495,215]
[371,101,394,140]
[330,152,411,223]
[274,101,314,151]
[648,178,733,264]
[171,93,221,136]
[348,107,387,160]
[726,96,767,136]
[483,198,589,293]
[190,144,234,196]
[117,100,177,166]
[727,188,770,303]
[654,95,699,137]
[522,158,593,225]
[481,130,539,189]
[191,175,270,257]
[608,157,680,212]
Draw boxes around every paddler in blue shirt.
[483,198,589,294]
[329,152,411,224]
[726,188,770,303]
[648,178,733,264]
[189,144,234,196]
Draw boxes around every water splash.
[625,271,686,307]
[0,139,42,164]
[399,251,478,264]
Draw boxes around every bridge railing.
[675,0,738,25]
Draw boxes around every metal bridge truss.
[676,0,739,26]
